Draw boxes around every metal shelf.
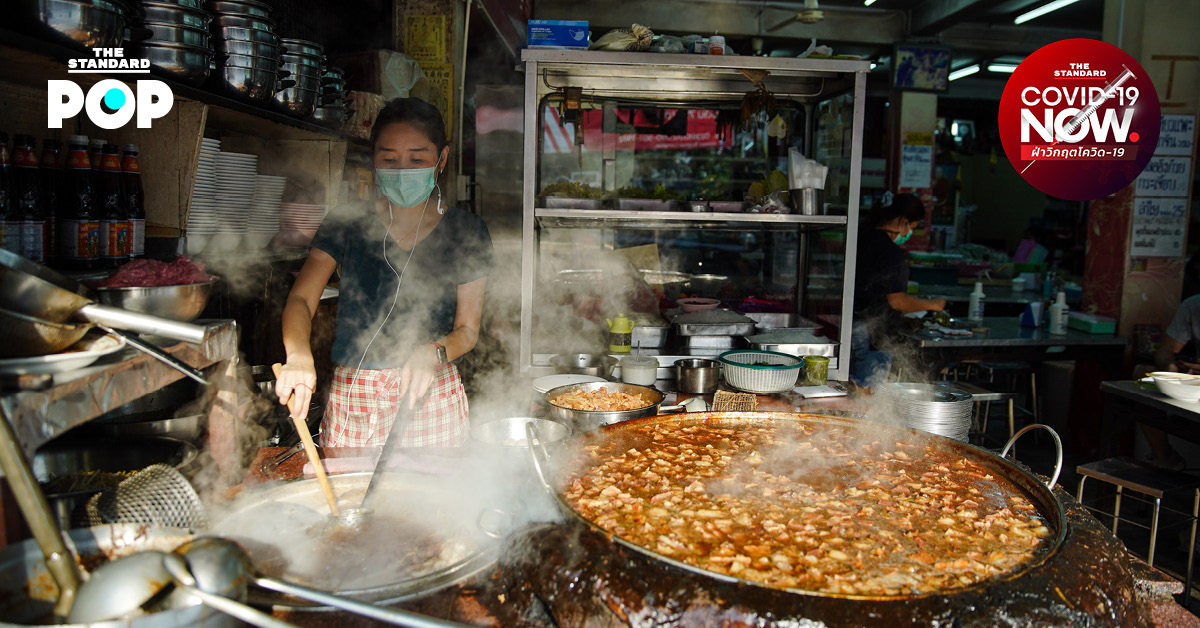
[1,320,238,457]
[534,208,848,230]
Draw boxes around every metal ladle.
[178,537,472,627]
[66,550,295,628]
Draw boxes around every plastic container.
[708,34,725,55]
[802,355,830,386]
[968,281,986,321]
[620,354,659,386]
[718,350,802,394]
[1049,291,1069,335]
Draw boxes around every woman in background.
[850,192,946,386]
[276,97,493,447]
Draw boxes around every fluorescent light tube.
[863,0,877,5]
[988,63,1019,73]
[1014,0,1082,25]
[948,64,980,81]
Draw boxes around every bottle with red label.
[40,138,62,265]
[59,135,100,270]
[97,143,129,267]
[121,144,145,258]
[0,132,17,254]
[11,134,45,263]
[88,138,105,170]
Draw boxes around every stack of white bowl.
[277,203,328,246]
[247,174,286,248]
[210,151,258,252]
[186,138,222,255]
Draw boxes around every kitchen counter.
[917,284,1082,306]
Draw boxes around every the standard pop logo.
[47,48,174,130]
[999,39,1160,201]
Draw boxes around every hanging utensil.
[102,325,209,385]
[272,363,339,516]
[0,249,208,345]
[0,406,81,620]
[162,552,299,628]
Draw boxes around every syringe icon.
[1021,64,1137,174]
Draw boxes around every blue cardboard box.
[528,20,589,48]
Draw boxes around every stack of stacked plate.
[277,202,327,246]
[185,138,222,255]
[210,151,259,252]
[878,382,973,442]
[246,174,286,248]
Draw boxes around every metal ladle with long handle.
[178,537,472,627]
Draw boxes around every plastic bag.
[590,23,654,51]
[381,51,426,100]
[649,35,685,54]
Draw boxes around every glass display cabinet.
[519,49,868,381]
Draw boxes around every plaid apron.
[320,363,468,448]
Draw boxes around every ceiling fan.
[767,0,825,31]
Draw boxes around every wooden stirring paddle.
[271,363,339,516]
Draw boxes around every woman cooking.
[276,97,494,447]
[850,192,946,386]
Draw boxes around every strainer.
[86,463,210,530]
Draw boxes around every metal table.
[1100,380,1200,458]
[908,316,1128,379]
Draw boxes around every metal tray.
[539,196,605,209]
[684,335,740,349]
[615,198,683,211]
[675,321,757,337]
[749,341,837,358]
[707,200,745,213]
[632,325,668,348]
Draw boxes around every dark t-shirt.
[310,200,494,369]
[853,229,909,337]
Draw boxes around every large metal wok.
[528,411,1068,601]
[0,249,210,383]
[207,472,503,610]
[543,381,683,432]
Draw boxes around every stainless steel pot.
[549,353,616,378]
[272,86,317,118]
[278,63,321,90]
[207,0,273,18]
[674,358,720,394]
[212,36,279,57]
[21,0,127,49]
[218,51,280,71]
[143,20,211,47]
[544,381,682,432]
[212,25,277,44]
[281,52,324,71]
[311,105,347,128]
[212,12,274,30]
[92,278,218,323]
[134,41,213,86]
[142,1,212,28]
[213,64,279,103]
[279,37,324,57]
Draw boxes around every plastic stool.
[949,381,1018,444]
[970,360,1039,423]
[1076,458,1199,602]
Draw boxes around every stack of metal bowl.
[19,0,132,50]
[878,382,973,442]
[132,0,214,87]
[207,0,281,105]
[274,37,326,119]
[313,65,348,128]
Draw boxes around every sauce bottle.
[121,144,145,258]
[97,143,129,267]
[59,135,100,270]
[0,132,17,255]
[11,134,45,263]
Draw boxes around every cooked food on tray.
[94,255,216,288]
[563,418,1054,596]
[540,181,604,199]
[553,387,651,412]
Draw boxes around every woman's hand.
[398,344,440,409]
[276,358,317,420]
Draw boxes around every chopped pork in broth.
[563,419,1054,597]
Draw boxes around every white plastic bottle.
[1049,291,1069,335]
[968,281,986,321]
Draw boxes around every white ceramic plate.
[532,374,606,395]
[0,332,127,375]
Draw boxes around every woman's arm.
[276,248,338,419]
[398,276,487,406]
[886,292,946,313]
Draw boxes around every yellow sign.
[420,62,454,137]
[906,132,934,146]
[405,15,445,63]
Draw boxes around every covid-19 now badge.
[999,38,1160,201]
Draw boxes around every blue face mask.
[376,158,441,208]
[894,228,913,245]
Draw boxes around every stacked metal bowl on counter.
[314,65,348,128]
[274,37,326,119]
[207,0,283,105]
[878,382,974,442]
[133,0,215,87]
